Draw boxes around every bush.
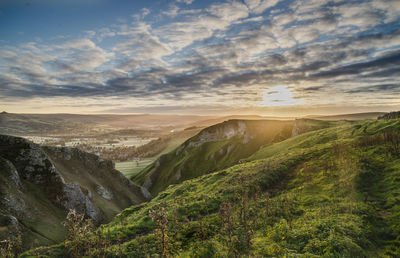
[0,235,22,258]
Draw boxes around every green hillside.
[132,119,332,196]
[22,117,400,257]
[116,126,203,178]
[0,135,149,251]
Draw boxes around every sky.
[0,0,399,116]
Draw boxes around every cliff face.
[0,135,149,248]
[184,120,250,148]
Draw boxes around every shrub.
[149,206,171,257]
[0,235,22,258]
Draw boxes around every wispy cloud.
[0,0,399,114]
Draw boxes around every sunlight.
[261,86,296,106]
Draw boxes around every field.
[115,128,202,178]
[21,135,156,148]
[115,158,156,178]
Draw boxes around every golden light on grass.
[261,86,296,106]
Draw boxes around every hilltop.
[307,112,385,121]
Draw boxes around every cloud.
[141,8,151,17]
[162,4,180,18]
[95,27,116,41]
[346,83,400,93]
[311,50,400,79]
[372,0,400,23]
[113,34,172,61]
[207,1,249,22]
[47,39,111,73]
[334,2,382,29]
[0,0,399,113]
[245,0,280,14]
[155,15,230,51]
[176,0,195,4]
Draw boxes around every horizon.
[1,0,399,115]
[0,110,388,118]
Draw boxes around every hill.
[22,117,400,257]
[132,119,332,195]
[0,135,150,249]
[307,112,385,121]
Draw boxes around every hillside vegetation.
[116,127,203,177]
[133,119,332,196]
[21,117,400,257]
[0,135,149,251]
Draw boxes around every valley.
[0,135,150,250]
[1,111,399,257]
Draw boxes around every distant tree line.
[75,136,170,162]
[378,111,400,120]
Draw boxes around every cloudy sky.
[1,0,399,116]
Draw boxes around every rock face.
[291,119,312,137]
[186,120,249,148]
[0,135,150,248]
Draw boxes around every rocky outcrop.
[59,183,101,221]
[186,120,250,148]
[291,119,311,137]
[0,136,100,222]
[0,135,149,248]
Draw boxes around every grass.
[116,158,156,178]
[132,120,298,195]
[21,118,400,257]
[116,127,201,179]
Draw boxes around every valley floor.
[116,158,155,178]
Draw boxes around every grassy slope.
[116,159,155,178]
[116,127,203,178]
[24,118,400,257]
[131,120,296,196]
[132,119,333,196]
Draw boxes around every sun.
[261,86,296,106]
